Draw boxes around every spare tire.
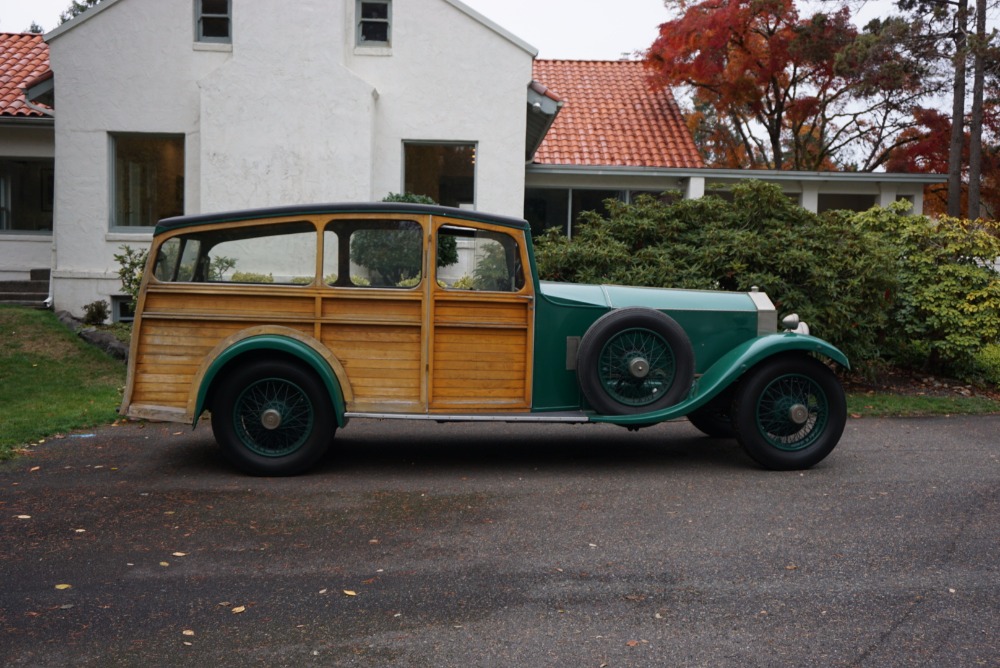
[577,307,695,415]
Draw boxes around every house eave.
[441,0,538,57]
[525,83,563,162]
[43,0,126,41]
[695,167,948,185]
[0,116,55,128]
[527,163,948,185]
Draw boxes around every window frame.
[356,0,392,48]
[109,133,186,232]
[195,0,231,44]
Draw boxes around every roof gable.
[0,33,51,117]
[531,60,704,169]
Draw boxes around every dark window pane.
[201,0,229,14]
[359,22,388,43]
[0,160,54,232]
[360,2,389,19]
[201,17,229,38]
[404,143,475,208]
[114,135,185,228]
[524,188,569,238]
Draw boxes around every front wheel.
[732,355,846,470]
[211,359,335,475]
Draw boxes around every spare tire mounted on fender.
[577,307,695,415]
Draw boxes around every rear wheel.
[686,390,737,438]
[211,359,335,475]
[733,355,846,470]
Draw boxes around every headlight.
[782,314,810,335]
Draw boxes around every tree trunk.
[947,0,969,218]
[967,0,986,220]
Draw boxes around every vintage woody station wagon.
[121,203,849,475]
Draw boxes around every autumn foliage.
[645,0,930,172]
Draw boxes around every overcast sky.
[0,0,669,60]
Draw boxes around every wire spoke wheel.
[754,373,828,451]
[599,327,677,407]
[233,377,315,457]
[733,355,846,470]
[212,360,335,476]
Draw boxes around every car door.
[427,217,535,413]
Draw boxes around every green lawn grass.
[0,306,125,459]
[846,392,1000,418]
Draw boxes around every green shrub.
[535,181,896,365]
[976,344,1000,386]
[230,271,274,283]
[855,207,1000,375]
[113,244,148,310]
[82,299,109,326]
[450,275,476,290]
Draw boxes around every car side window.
[153,221,317,284]
[334,219,422,288]
[436,225,524,292]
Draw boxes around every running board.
[344,411,591,423]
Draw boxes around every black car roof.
[154,202,530,236]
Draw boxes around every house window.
[357,0,391,46]
[0,160,54,233]
[112,134,185,229]
[111,296,135,323]
[196,0,231,43]
[403,142,475,209]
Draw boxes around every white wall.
[347,0,532,216]
[46,0,535,314]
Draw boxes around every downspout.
[23,99,55,118]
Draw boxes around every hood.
[539,281,765,314]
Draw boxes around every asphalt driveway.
[1,416,998,667]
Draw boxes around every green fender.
[590,332,849,426]
[194,335,348,427]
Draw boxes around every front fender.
[193,331,350,427]
[591,333,849,426]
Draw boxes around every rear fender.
[192,328,350,427]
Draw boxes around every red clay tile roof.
[532,60,703,169]
[0,33,51,117]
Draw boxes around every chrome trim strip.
[344,411,590,423]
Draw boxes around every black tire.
[686,390,737,438]
[577,307,695,415]
[733,355,846,470]
[211,359,335,476]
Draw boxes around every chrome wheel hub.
[788,403,810,425]
[628,357,650,379]
[260,408,283,430]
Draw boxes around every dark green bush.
[535,180,897,366]
[82,299,109,326]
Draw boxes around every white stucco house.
[36,0,542,318]
[1,0,945,317]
